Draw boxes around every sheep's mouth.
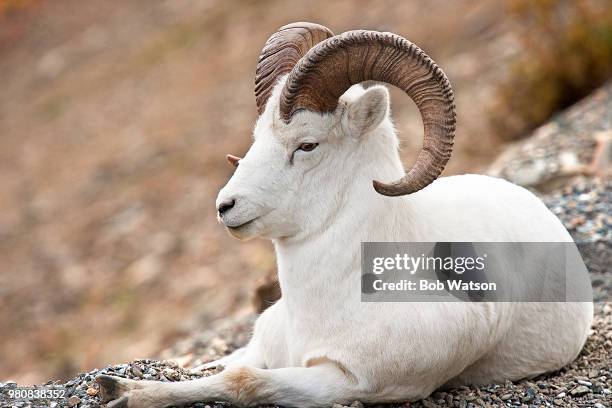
[227,217,259,230]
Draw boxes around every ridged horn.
[255,22,334,115]
[280,30,456,197]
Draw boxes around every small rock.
[500,393,512,400]
[570,385,590,396]
[523,386,537,402]
[163,360,179,368]
[577,379,592,387]
[131,365,143,378]
[163,368,179,381]
[86,386,98,396]
[68,395,81,407]
[349,401,364,408]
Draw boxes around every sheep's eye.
[297,142,318,152]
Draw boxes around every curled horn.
[254,22,334,115]
[280,30,456,197]
[229,24,331,171]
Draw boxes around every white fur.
[99,79,593,407]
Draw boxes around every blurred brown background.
[0,0,610,385]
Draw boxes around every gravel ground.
[543,177,611,246]
[0,303,609,408]
[542,176,611,303]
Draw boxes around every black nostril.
[218,199,236,215]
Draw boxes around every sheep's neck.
[274,176,409,315]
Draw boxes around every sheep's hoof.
[96,374,137,404]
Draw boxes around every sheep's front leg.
[97,363,357,408]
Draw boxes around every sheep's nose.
[217,199,236,215]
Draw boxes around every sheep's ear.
[344,85,389,136]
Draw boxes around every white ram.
[97,22,593,408]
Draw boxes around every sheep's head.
[216,23,456,240]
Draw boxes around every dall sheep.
[97,22,593,408]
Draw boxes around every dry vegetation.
[491,0,612,139]
[0,0,609,385]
